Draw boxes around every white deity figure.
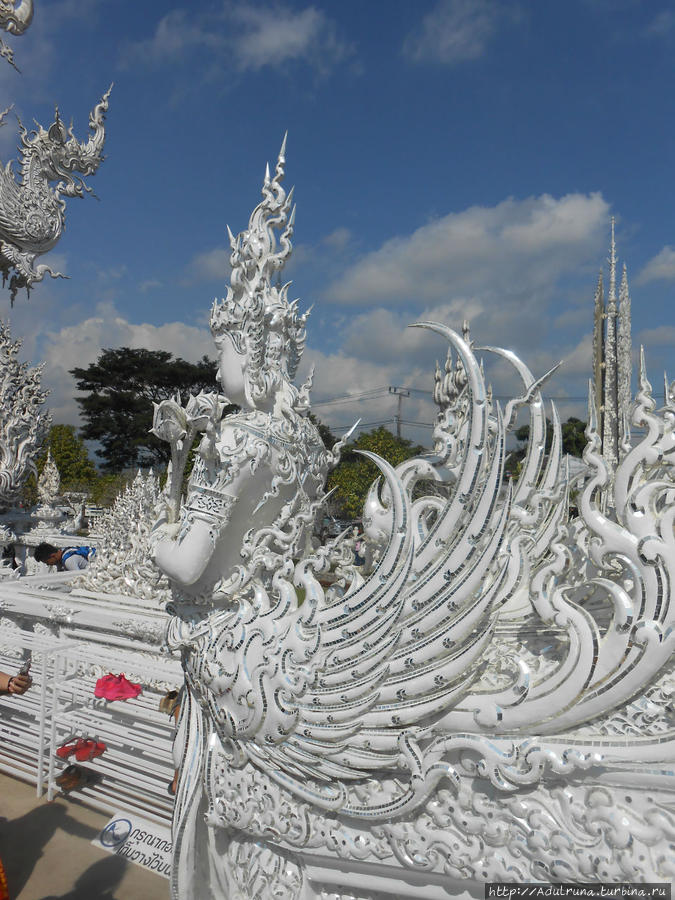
[151,139,338,896]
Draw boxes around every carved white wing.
[191,321,675,822]
[191,325,521,810]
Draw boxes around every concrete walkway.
[0,772,169,900]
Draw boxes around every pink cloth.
[94,673,142,701]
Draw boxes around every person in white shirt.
[34,543,95,571]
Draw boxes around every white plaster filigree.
[36,448,59,505]
[0,614,21,656]
[80,470,171,605]
[222,840,303,900]
[43,602,76,624]
[0,321,49,507]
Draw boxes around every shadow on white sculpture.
[148,142,674,897]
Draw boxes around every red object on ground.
[56,738,79,759]
[94,673,142,701]
[56,737,107,761]
[74,739,106,762]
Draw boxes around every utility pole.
[388,386,410,439]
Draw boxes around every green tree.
[88,472,136,508]
[42,425,98,489]
[560,417,587,457]
[327,427,424,520]
[23,424,98,506]
[513,416,587,462]
[71,348,217,471]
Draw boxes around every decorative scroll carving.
[0,86,111,302]
[204,757,675,886]
[225,840,303,900]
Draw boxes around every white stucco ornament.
[0,320,49,510]
[152,142,675,898]
[0,0,33,71]
[0,86,111,302]
[36,448,59,505]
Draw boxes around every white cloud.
[122,4,352,76]
[637,325,675,347]
[403,0,501,64]
[231,5,350,73]
[36,303,215,425]
[186,247,229,283]
[643,10,675,38]
[324,193,609,326]
[95,264,128,282]
[120,9,223,67]
[139,278,162,293]
[294,192,615,438]
[636,246,675,284]
[300,301,597,446]
[322,227,352,251]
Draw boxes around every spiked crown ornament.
[209,135,310,405]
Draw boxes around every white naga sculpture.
[152,143,674,898]
[0,86,111,302]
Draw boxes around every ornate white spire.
[602,218,619,469]
[592,270,604,422]
[592,219,633,478]
[37,448,59,506]
[617,262,632,419]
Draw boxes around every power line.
[399,419,434,429]
[313,386,590,405]
[312,387,390,408]
[350,418,395,430]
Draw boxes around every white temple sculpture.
[592,218,633,473]
[36,447,59,505]
[0,320,49,510]
[81,469,171,605]
[0,85,111,302]
[0,0,33,71]
[150,143,675,898]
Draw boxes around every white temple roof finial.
[608,216,617,309]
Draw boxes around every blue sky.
[2,0,675,449]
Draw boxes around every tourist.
[0,669,31,696]
[0,666,31,899]
[34,543,95,571]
